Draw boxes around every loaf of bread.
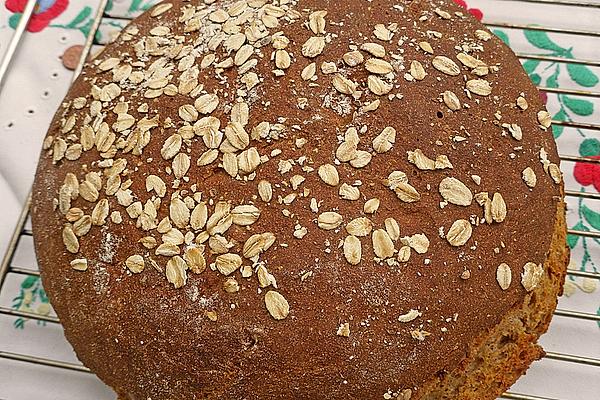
[32,0,569,398]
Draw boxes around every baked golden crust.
[32,0,567,398]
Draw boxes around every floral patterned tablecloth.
[0,0,598,399]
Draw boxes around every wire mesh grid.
[0,1,599,399]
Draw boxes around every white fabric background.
[0,0,599,399]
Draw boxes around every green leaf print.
[567,221,588,249]
[524,30,566,53]
[580,138,600,157]
[562,96,594,117]
[547,67,560,89]
[530,73,542,86]
[597,306,600,329]
[552,109,566,139]
[582,205,600,231]
[493,30,510,46]
[67,6,93,28]
[522,59,541,75]
[20,276,39,289]
[567,64,600,88]
[8,13,21,30]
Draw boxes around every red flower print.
[453,0,484,21]
[574,156,600,192]
[5,0,69,33]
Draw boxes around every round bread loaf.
[32,0,569,399]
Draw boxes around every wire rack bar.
[508,0,600,8]
[559,155,600,163]
[517,53,600,67]
[0,196,30,289]
[72,0,109,79]
[485,22,600,38]
[551,120,600,131]
[545,351,600,367]
[501,393,560,400]
[554,308,600,321]
[0,306,59,324]
[567,229,600,239]
[539,87,600,98]
[0,0,37,92]
[564,190,600,200]
[566,268,600,279]
[9,266,39,277]
[0,351,91,373]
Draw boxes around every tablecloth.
[0,0,598,399]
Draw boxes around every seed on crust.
[443,91,461,111]
[125,255,145,273]
[432,56,460,76]
[195,94,219,114]
[166,256,188,288]
[521,262,543,291]
[491,193,507,223]
[406,233,429,254]
[393,182,420,203]
[548,163,562,184]
[343,51,364,67]
[446,219,472,246]
[302,36,326,58]
[372,229,394,259]
[346,217,372,237]
[522,167,537,188]
[398,309,421,323]
[243,233,275,259]
[368,75,393,95]
[318,164,340,186]
[309,10,327,35]
[216,253,242,276]
[537,111,551,128]
[364,198,380,214]
[409,60,427,81]
[318,212,343,230]
[496,263,512,290]
[350,151,372,168]
[336,141,358,162]
[301,62,317,80]
[258,180,273,202]
[361,42,385,57]
[439,177,473,206]
[365,58,394,75]
[343,235,362,265]
[170,198,190,229]
[231,205,261,226]
[384,218,400,241]
[373,127,396,153]
[70,258,88,271]
[265,290,289,320]
[339,183,360,200]
[466,79,492,96]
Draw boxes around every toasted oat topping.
[45,0,559,332]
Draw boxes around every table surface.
[0,1,598,399]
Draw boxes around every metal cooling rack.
[0,1,599,399]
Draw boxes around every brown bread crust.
[32,0,567,399]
